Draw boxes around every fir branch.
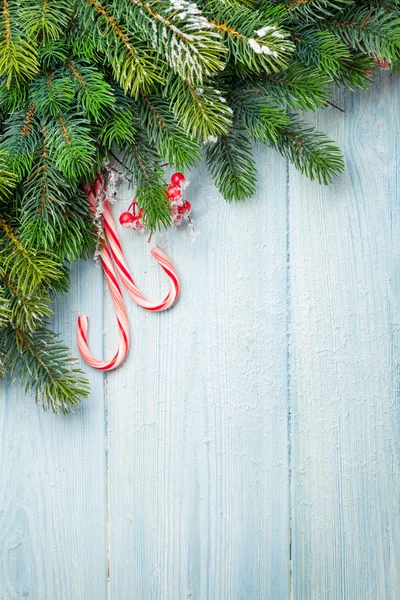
[0,217,64,294]
[206,130,257,200]
[232,61,330,110]
[232,94,291,142]
[3,325,89,413]
[122,128,171,230]
[332,52,375,89]
[20,136,95,260]
[271,114,345,183]
[98,89,137,150]
[294,26,375,87]
[138,93,201,169]
[0,104,41,179]
[45,113,96,182]
[29,70,75,116]
[20,0,72,43]
[1,273,53,332]
[0,0,39,86]
[0,283,10,327]
[0,149,16,198]
[66,60,115,121]
[81,0,164,97]
[38,38,69,67]
[286,0,351,18]
[0,75,29,111]
[122,0,227,83]
[322,6,400,63]
[166,75,233,140]
[204,0,293,73]
[295,27,351,75]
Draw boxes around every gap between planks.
[104,274,111,600]
[286,158,294,600]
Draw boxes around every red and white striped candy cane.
[77,245,129,370]
[77,174,180,371]
[77,176,129,371]
[102,199,180,311]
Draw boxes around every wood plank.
[107,148,290,598]
[289,72,400,599]
[0,259,107,599]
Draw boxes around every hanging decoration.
[120,172,193,232]
[77,172,180,371]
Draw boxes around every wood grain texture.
[107,149,290,599]
[289,72,400,599]
[0,260,107,600]
[1,72,400,600]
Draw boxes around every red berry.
[170,172,185,187]
[132,217,144,231]
[176,201,192,216]
[119,211,135,227]
[172,214,183,227]
[166,185,182,200]
[171,204,179,216]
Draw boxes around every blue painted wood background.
[1,71,399,599]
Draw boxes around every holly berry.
[166,184,182,201]
[171,204,180,216]
[172,214,183,227]
[132,217,144,231]
[119,211,135,227]
[175,201,192,216]
[170,172,185,187]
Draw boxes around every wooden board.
[107,148,290,599]
[0,71,399,599]
[289,72,400,599]
[0,261,108,600]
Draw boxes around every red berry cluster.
[166,172,191,227]
[119,201,144,231]
[119,172,191,232]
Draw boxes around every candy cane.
[77,177,129,370]
[77,174,180,371]
[102,199,180,311]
